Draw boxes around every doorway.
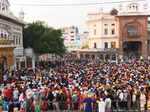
[123,41,141,58]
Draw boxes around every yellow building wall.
[0,47,15,66]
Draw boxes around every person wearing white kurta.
[140,92,146,112]
[99,99,105,112]
[105,98,111,112]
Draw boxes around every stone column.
[24,57,27,68]
[13,56,16,70]
[103,54,106,61]
[18,58,21,70]
[32,56,35,70]
[141,40,148,59]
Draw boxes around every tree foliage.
[23,21,66,55]
[82,45,89,49]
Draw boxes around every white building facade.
[61,26,79,52]
[87,9,119,50]
[0,0,24,69]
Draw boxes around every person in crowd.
[127,90,131,110]
[140,90,146,112]
[0,91,3,111]
[83,94,93,112]
[105,95,111,112]
[147,91,150,111]
[132,90,137,109]
[98,98,105,112]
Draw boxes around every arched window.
[0,29,9,39]
[1,33,3,38]
[104,42,108,48]
[112,29,115,35]
[4,34,7,39]
[16,37,18,45]
[13,35,16,44]
[126,22,139,37]
[104,29,108,35]
[94,29,96,35]
[94,42,97,48]
[111,42,116,48]
[18,37,20,45]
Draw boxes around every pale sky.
[9,0,149,33]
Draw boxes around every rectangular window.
[13,36,15,44]
[128,28,138,37]
[94,43,97,48]
[104,29,108,35]
[16,37,18,45]
[112,29,115,35]
[111,42,116,48]
[148,40,150,50]
[94,29,96,35]
[104,42,108,48]
[18,37,20,45]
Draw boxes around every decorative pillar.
[24,57,27,68]
[18,58,21,70]
[32,56,35,70]
[14,56,16,70]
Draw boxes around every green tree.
[23,21,66,56]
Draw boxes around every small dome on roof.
[110,8,118,15]
[127,2,139,12]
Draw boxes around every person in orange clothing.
[3,86,8,101]
[66,89,71,111]
[147,91,150,111]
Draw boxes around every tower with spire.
[0,0,10,13]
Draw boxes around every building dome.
[110,8,118,15]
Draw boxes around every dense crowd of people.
[0,59,150,112]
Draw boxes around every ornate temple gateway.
[0,0,24,70]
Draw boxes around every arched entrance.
[0,56,7,71]
[85,54,90,58]
[0,56,7,82]
[91,54,95,59]
[123,41,142,58]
